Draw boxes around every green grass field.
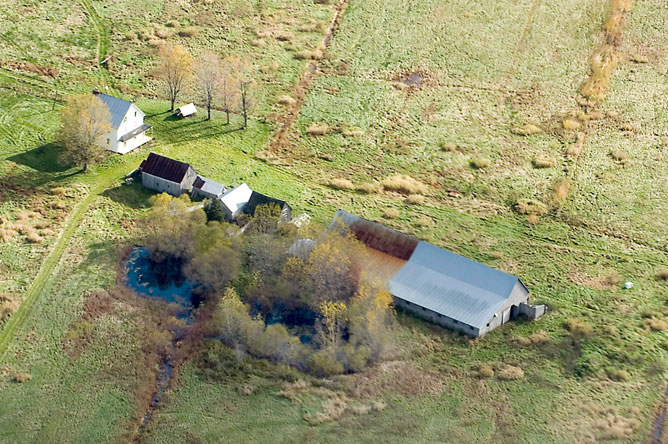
[1,0,667,442]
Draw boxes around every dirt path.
[267,0,349,153]
[651,385,668,444]
[80,0,118,95]
[0,164,132,362]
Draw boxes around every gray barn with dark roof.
[139,153,197,196]
[331,210,545,337]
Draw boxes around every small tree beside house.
[157,43,193,112]
[58,94,112,172]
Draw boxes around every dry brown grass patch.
[342,129,364,137]
[383,209,400,219]
[470,157,491,169]
[581,45,622,101]
[511,123,543,136]
[552,178,572,202]
[381,175,428,195]
[405,194,425,205]
[567,132,585,159]
[277,95,297,106]
[415,216,432,227]
[13,373,31,383]
[490,251,504,259]
[306,123,331,136]
[275,31,294,41]
[645,318,668,331]
[497,365,524,381]
[532,157,556,168]
[610,150,630,165]
[178,27,199,37]
[356,183,380,194]
[515,199,548,216]
[656,268,668,281]
[564,318,593,339]
[26,232,43,243]
[562,119,581,130]
[0,293,19,322]
[329,178,354,190]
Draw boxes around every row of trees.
[140,194,395,376]
[157,43,253,126]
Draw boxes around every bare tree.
[156,43,193,112]
[227,56,253,129]
[220,59,239,125]
[58,93,111,172]
[196,52,221,120]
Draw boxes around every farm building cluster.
[138,152,292,222]
[133,152,545,337]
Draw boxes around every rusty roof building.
[139,153,197,197]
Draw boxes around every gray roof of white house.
[94,92,133,129]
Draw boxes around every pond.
[125,247,196,321]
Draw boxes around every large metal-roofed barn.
[139,153,197,196]
[330,210,545,337]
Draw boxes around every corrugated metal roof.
[220,183,253,215]
[409,241,519,298]
[330,209,526,329]
[193,175,226,197]
[140,152,192,183]
[389,261,507,329]
[94,92,133,129]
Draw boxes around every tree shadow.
[145,110,171,118]
[101,181,154,210]
[163,113,182,122]
[8,143,70,173]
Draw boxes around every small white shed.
[176,103,197,118]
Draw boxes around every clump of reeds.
[329,178,354,190]
[381,175,428,195]
[306,123,331,136]
[532,157,556,168]
[552,178,572,202]
[581,45,622,101]
[470,157,491,169]
[511,123,543,136]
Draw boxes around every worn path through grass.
[0,161,134,361]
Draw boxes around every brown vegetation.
[511,123,543,136]
[470,157,491,169]
[405,194,425,205]
[381,175,428,195]
[329,178,354,190]
[306,123,331,136]
[532,157,556,168]
[552,178,572,202]
[564,318,593,340]
[383,209,400,219]
[497,365,524,381]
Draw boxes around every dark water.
[125,247,195,321]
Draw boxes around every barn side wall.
[142,173,184,196]
[393,297,480,337]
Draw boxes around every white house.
[94,91,152,154]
